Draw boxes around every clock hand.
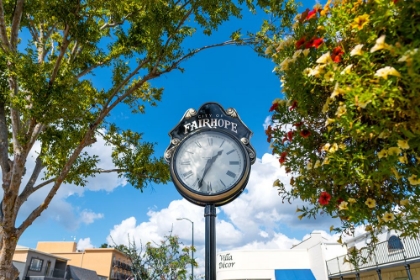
[198,150,223,189]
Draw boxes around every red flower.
[331,46,344,63]
[290,100,298,110]
[279,151,287,164]
[299,8,310,23]
[287,131,294,141]
[269,103,278,112]
[305,37,323,49]
[313,38,324,48]
[306,9,318,20]
[300,129,311,138]
[319,191,331,205]
[393,0,398,3]
[296,36,306,49]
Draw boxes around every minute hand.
[198,150,223,189]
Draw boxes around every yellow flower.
[387,147,402,156]
[322,143,331,152]
[348,198,356,204]
[398,48,418,63]
[382,212,395,222]
[365,225,373,231]
[324,71,335,82]
[325,117,335,127]
[400,199,409,206]
[377,149,388,158]
[303,49,310,57]
[303,68,312,76]
[340,64,353,75]
[280,58,291,71]
[265,46,273,55]
[370,35,389,53]
[316,52,332,64]
[408,175,420,185]
[293,49,303,58]
[399,154,408,164]
[351,14,369,30]
[350,44,364,56]
[331,83,344,99]
[329,143,339,153]
[306,161,313,170]
[397,140,410,150]
[322,157,330,165]
[335,104,347,117]
[374,66,401,79]
[322,98,331,113]
[314,160,321,169]
[365,198,376,208]
[338,201,349,210]
[307,65,326,78]
[273,179,281,187]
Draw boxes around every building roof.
[66,265,99,280]
[15,245,69,261]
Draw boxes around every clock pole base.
[205,204,216,280]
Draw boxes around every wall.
[216,249,312,280]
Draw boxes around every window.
[29,258,44,272]
[388,235,404,251]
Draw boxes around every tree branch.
[50,24,71,84]
[17,155,45,208]
[10,0,24,50]
[76,61,105,79]
[0,100,10,175]
[0,0,10,50]
[99,13,133,30]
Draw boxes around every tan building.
[36,241,133,280]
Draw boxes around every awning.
[275,269,316,280]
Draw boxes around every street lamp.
[177,217,194,280]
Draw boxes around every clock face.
[172,130,247,196]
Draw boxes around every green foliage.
[115,234,196,280]
[264,0,420,238]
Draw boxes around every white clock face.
[173,130,246,195]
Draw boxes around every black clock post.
[165,102,256,280]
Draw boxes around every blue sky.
[15,0,353,276]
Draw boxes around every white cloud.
[105,153,340,277]
[79,210,104,225]
[77,237,94,250]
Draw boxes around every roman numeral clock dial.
[171,129,250,204]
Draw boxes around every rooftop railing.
[326,235,420,277]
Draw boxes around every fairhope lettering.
[184,118,238,134]
[219,253,235,269]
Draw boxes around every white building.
[216,231,420,280]
[216,232,347,280]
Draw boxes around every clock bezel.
[170,128,251,206]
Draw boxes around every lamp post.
[177,217,194,280]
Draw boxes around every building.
[36,242,132,280]
[326,231,420,280]
[216,231,420,280]
[13,245,68,279]
[216,232,347,280]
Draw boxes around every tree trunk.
[0,233,19,280]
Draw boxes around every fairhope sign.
[219,253,235,269]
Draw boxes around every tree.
[0,0,296,278]
[264,0,420,241]
[115,234,195,280]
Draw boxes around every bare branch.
[97,168,125,173]
[76,61,105,79]
[0,100,10,174]
[50,24,71,84]
[17,155,45,208]
[10,0,25,50]
[0,0,10,50]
